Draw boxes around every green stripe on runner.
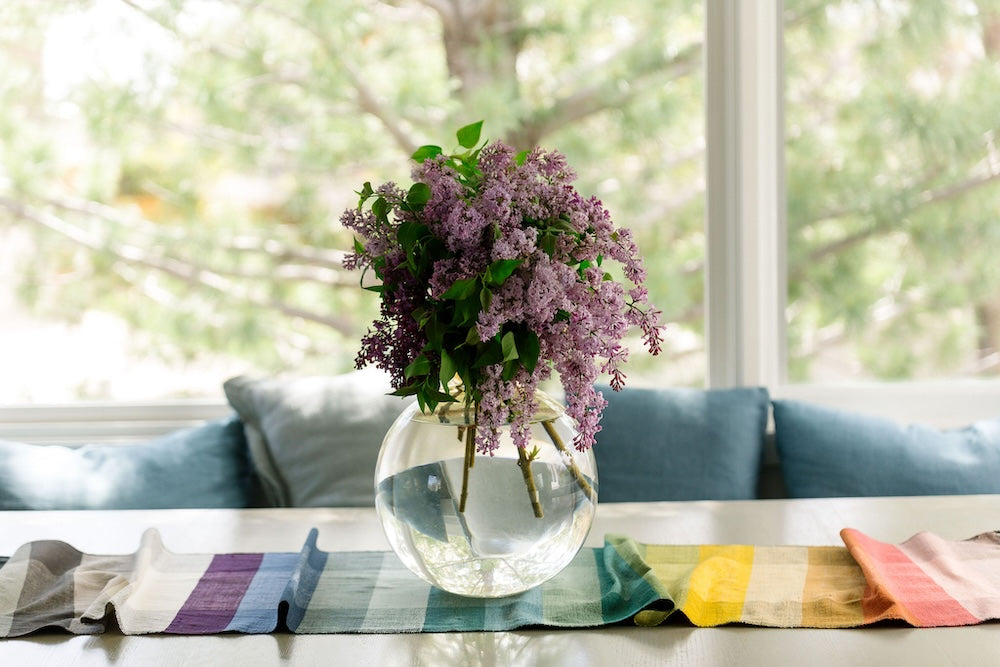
[602,535,676,626]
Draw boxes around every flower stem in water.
[542,419,594,499]
[459,423,476,513]
[517,446,544,518]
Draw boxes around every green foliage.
[784,0,1000,379]
[0,0,998,399]
[351,135,557,413]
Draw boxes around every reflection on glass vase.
[374,389,598,598]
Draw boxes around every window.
[713,0,1000,427]
[0,0,705,404]
[1,1,998,430]
[784,0,1000,383]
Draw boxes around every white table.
[2,496,1000,666]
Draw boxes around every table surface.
[2,495,999,666]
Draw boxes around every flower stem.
[517,446,544,518]
[459,423,475,513]
[542,420,594,498]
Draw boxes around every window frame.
[4,0,999,443]
[705,0,787,390]
[705,0,1000,425]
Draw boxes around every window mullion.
[705,0,786,389]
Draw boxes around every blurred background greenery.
[0,0,997,401]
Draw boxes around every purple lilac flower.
[342,135,664,455]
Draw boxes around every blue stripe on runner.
[225,552,299,633]
[282,529,328,632]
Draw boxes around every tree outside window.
[0,0,996,403]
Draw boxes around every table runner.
[2,528,998,637]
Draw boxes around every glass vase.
[374,389,598,598]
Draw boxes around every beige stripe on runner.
[800,546,866,628]
[741,545,810,627]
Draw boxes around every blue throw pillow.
[772,399,1000,498]
[0,416,253,510]
[593,386,770,501]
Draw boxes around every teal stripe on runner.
[539,547,606,626]
[423,585,488,631]
[359,552,431,632]
[482,584,544,630]
[298,550,385,632]
[600,536,671,624]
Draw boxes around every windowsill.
[0,400,233,445]
[770,379,1000,428]
[2,380,997,445]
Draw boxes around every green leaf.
[539,233,557,258]
[441,277,479,300]
[371,197,390,224]
[412,306,430,327]
[552,217,576,233]
[416,376,455,414]
[391,383,421,397]
[451,294,480,327]
[423,314,444,349]
[407,182,431,207]
[515,150,529,166]
[356,181,374,206]
[519,331,540,372]
[484,258,522,287]
[411,145,442,163]
[397,221,428,251]
[404,354,431,379]
[465,326,482,346]
[456,121,484,149]
[472,338,503,368]
[501,331,518,362]
[439,349,456,387]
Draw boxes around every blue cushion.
[773,399,1000,498]
[593,386,770,501]
[0,416,253,510]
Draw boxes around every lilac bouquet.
[343,122,662,457]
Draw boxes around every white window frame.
[3,0,999,444]
[705,0,1000,426]
[705,0,786,390]
[0,402,232,445]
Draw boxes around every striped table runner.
[2,528,998,637]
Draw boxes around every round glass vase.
[374,389,598,598]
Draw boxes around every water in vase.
[376,456,597,597]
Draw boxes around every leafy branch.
[0,195,359,335]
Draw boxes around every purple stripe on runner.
[165,553,264,634]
